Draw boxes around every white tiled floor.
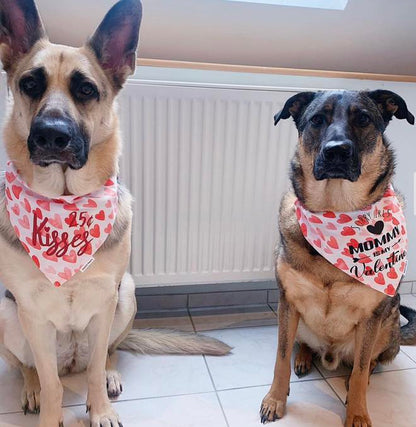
[1,294,416,426]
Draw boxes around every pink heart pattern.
[295,186,408,297]
[5,161,118,287]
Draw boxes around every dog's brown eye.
[357,113,371,127]
[310,115,325,127]
[78,83,96,98]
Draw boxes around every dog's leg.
[344,317,381,427]
[86,298,121,427]
[294,343,313,377]
[260,293,299,423]
[18,312,63,427]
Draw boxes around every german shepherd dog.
[0,1,230,426]
[260,90,415,426]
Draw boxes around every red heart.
[296,208,301,220]
[326,223,337,230]
[309,215,322,224]
[49,214,63,229]
[63,203,79,211]
[36,200,50,211]
[323,211,336,218]
[387,268,398,279]
[400,262,406,273]
[21,242,30,253]
[45,265,56,274]
[313,238,321,247]
[18,215,30,229]
[385,284,396,296]
[12,185,22,199]
[337,214,352,224]
[341,226,355,236]
[5,172,16,183]
[392,217,399,226]
[300,223,307,236]
[105,199,112,208]
[335,258,348,270]
[342,247,353,258]
[109,211,115,220]
[42,251,58,262]
[32,208,43,219]
[316,227,325,240]
[401,225,406,235]
[327,236,339,249]
[357,253,371,264]
[5,187,12,201]
[324,247,333,255]
[26,237,41,250]
[31,256,40,268]
[104,223,112,234]
[83,199,97,208]
[347,239,359,248]
[23,198,31,213]
[90,224,100,238]
[105,179,115,186]
[374,273,385,285]
[58,268,72,281]
[54,281,61,288]
[11,204,20,216]
[13,226,20,238]
[355,215,369,226]
[83,242,92,255]
[63,250,77,263]
[95,210,105,221]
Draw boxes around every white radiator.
[118,81,298,286]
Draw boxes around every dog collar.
[295,186,408,297]
[4,161,118,287]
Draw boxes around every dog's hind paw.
[21,379,41,414]
[260,394,286,423]
[106,370,123,399]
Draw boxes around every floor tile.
[0,350,215,415]
[218,381,344,427]
[190,305,277,331]
[0,392,228,427]
[133,314,194,332]
[204,326,322,391]
[327,369,416,427]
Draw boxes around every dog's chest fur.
[0,174,132,332]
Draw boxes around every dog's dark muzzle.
[313,140,361,182]
[28,115,89,170]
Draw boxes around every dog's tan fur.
[260,90,414,427]
[0,1,230,426]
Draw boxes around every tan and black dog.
[260,90,415,426]
[0,1,230,426]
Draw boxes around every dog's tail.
[118,329,232,356]
[400,305,416,345]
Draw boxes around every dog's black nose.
[322,140,353,162]
[30,118,72,150]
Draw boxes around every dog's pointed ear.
[87,0,142,90]
[366,90,414,125]
[274,92,316,126]
[0,0,46,71]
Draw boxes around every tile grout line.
[313,361,347,407]
[187,307,230,427]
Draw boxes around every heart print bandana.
[295,186,408,297]
[4,161,118,287]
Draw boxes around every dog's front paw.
[87,402,122,427]
[345,412,372,427]
[106,370,123,399]
[260,393,286,424]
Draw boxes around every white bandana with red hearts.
[4,161,118,287]
[295,186,408,297]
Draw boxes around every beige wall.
[35,0,416,75]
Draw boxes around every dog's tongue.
[295,187,408,297]
[4,161,118,287]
